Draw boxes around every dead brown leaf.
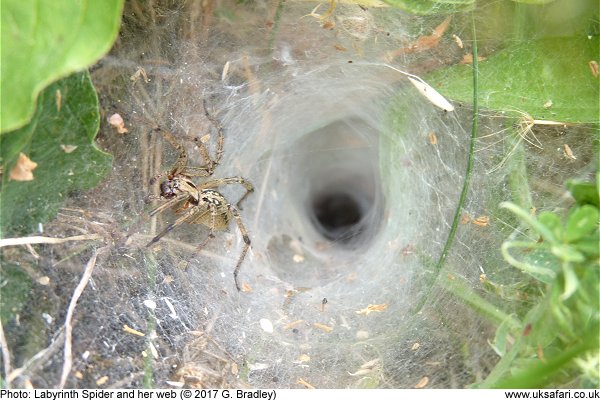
[472,215,490,227]
[414,376,429,388]
[563,144,576,160]
[459,53,487,65]
[96,376,109,386]
[283,320,305,330]
[108,113,128,134]
[356,303,388,316]
[130,66,149,83]
[322,20,335,30]
[60,144,78,153]
[589,60,599,78]
[313,323,333,333]
[123,324,145,337]
[537,344,545,361]
[55,89,62,112]
[428,132,437,145]
[387,16,451,59]
[296,378,315,389]
[9,152,38,181]
[452,34,463,49]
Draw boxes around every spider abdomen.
[195,189,230,229]
[200,189,226,207]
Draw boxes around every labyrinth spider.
[146,100,254,291]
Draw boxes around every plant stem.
[413,13,480,314]
[441,276,521,330]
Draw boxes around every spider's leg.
[193,230,216,252]
[203,98,225,167]
[190,206,217,252]
[153,127,188,177]
[182,165,213,178]
[146,193,162,202]
[198,177,255,209]
[176,131,217,176]
[148,192,189,217]
[193,137,218,175]
[233,178,255,210]
[147,205,198,247]
[227,205,251,291]
[149,171,166,185]
[183,204,220,272]
[228,206,251,248]
[233,244,250,291]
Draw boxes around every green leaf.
[564,205,599,243]
[0,71,112,238]
[538,211,563,241]
[501,202,557,243]
[0,0,124,133]
[493,340,597,388]
[576,235,600,257]
[560,263,579,301]
[381,0,474,14]
[566,180,600,208]
[551,244,584,264]
[429,37,600,123]
[501,241,558,283]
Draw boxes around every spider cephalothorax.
[146,100,254,290]
[159,175,197,200]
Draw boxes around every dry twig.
[58,245,110,388]
[0,320,12,388]
[0,234,103,248]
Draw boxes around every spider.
[146,100,254,291]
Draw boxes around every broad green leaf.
[0,0,124,133]
[566,180,600,208]
[429,37,600,123]
[551,244,584,264]
[538,211,562,241]
[564,205,599,243]
[576,235,600,257]
[381,0,473,14]
[501,241,558,283]
[0,72,112,238]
